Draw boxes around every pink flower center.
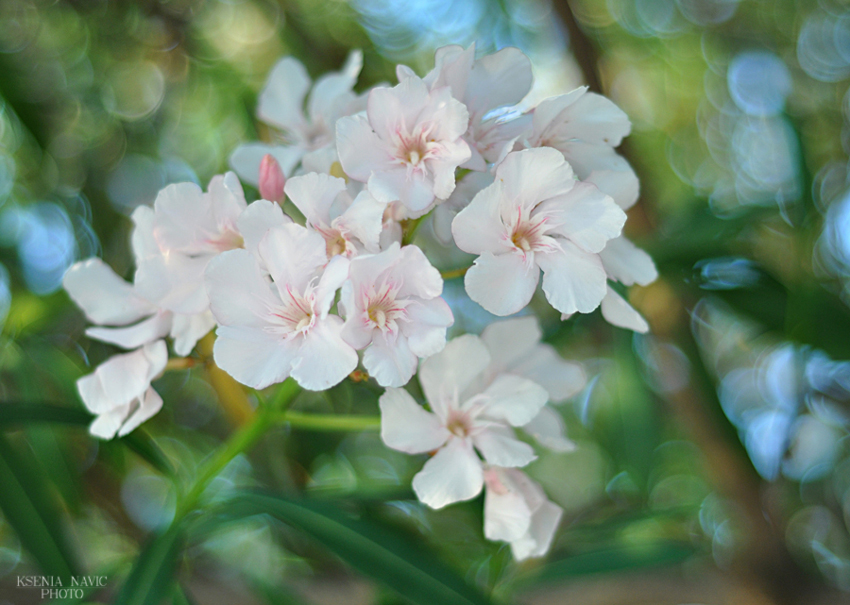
[445,409,473,438]
[363,281,408,332]
[205,227,244,253]
[395,124,438,169]
[508,207,559,255]
[268,285,316,336]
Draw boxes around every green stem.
[440,266,469,280]
[272,411,380,432]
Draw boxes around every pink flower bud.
[258,154,286,203]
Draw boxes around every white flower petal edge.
[77,341,167,439]
[484,467,563,561]
[453,147,625,317]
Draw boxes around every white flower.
[483,466,563,561]
[230,51,365,186]
[379,334,548,509]
[404,44,534,171]
[336,75,471,216]
[205,223,357,391]
[77,341,168,439]
[476,317,584,452]
[63,229,214,356]
[452,147,627,316]
[134,172,247,316]
[599,236,658,333]
[285,172,385,258]
[526,87,638,210]
[340,243,454,387]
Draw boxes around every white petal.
[537,242,607,315]
[394,244,444,300]
[257,57,311,132]
[213,328,298,389]
[451,180,512,255]
[480,316,542,372]
[481,374,549,426]
[63,258,155,325]
[379,387,449,454]
[368,76,431,141]
[131,206,159,261]
[151,182,213,254]
[237,199,292,258]
[134,252,210,315]
[464,252,539,316]
[495,148,576,213]
[539,182,626,253]
[532,89,630,148]
[363,331,419,388]
[285,172,348,230]
[307,49,362,123]
[419,334,491,414]
[512,500,563,561]
[401,297,453,358]
[472,426,536,467]
[290,317,358,391]
[600,236,658,286]
[88,404,131,440]
[483,469,532,542]
[259,223,328,295]
[601,286,649,333]
[117,388,163,437]
[338,190,386,253]
[314,255,350,317]
[205,249,281,330]
[336,115,392,183]
[170,311,216,356]
[579,150,639,210]
[412,438,484,509]
[229,143,303,187]
[207,172,248,230]
[522,406,576,452]
[86,311,172,350]
[466,47,533,119]
[368,168,435,212]
[513,345,585,403]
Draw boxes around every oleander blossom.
[403,43,534,171]
[452,147,627,317]
[598,236,658,333]
[379,334,548,509]
[230,51,365,186]
[340,243,454,387]
[284,172,385,258]
[205,223,357,391]
[483,466,563,561]
[134,172,247,316]
[336,74,471,216]
[77,341,168,439]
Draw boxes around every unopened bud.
[259,154,286,202]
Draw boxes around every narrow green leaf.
[0,433,78,581]
[113,525,184,605]
[0,402,175,476]
[216,492,492,605]
[526,541,695,585]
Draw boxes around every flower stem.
[196,333,255,427]
[270,411,380,432]
[440,266,469,280]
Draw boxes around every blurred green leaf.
[0,433,79,581]
[0,402,176,476]
[523,541,696,585]
[113,525,184,605]
[216,491,493,605]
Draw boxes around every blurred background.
[2,0,850,603]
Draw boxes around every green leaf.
[526,541,695,585]
[216,492,492,605]
[0,433,78,581]
[113,525,184,605]
[0,402,176,477]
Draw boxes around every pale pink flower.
[205,223,357,391]
[483,466,563,560]
[403,44,534,171]
[379,334,548,509]
[285,172,384,258]
[340,243,453,387]
[229,51,365,186]
[336,75,471,216]
[452,147,626,316]
[134,172,247,316]
[526,86,638,209]
[77,341,167,439]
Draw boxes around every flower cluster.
[64,44,655,559]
